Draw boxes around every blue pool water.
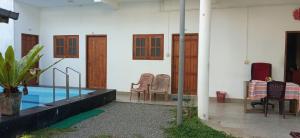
[1,87,94,110]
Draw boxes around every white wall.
[0,0,14,53]
[209,5,300,99]
[14,1,300,99]
[14,1,40,59]
[37,1,199,92]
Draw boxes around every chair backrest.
[137,73,154,90]
[292,70,300,84]
[251,63,272,81]
[152,74,170,91]
[267,81,286,100]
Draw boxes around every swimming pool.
[0,87,94,110]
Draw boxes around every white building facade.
[1,0,300,119]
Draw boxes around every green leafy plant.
[165,115,234,138]
[90,134,114,138]
[21,128,76,138]
[165,105,235,138]
[0,45,62,94]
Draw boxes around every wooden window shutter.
[133,34,164,60]
[53,35,79,58]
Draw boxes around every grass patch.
[21,128,76,138]
[89,134,113,138]
[90,133,144,138]
[165,107,234,138]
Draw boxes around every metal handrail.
[66,67,81,97]
[53,68,70,102]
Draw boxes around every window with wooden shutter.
[149,35,163,60]
[133,35,147,59]
[133,34,164,60]
[54,35,79,58]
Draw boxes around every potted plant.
[0,45,61,116]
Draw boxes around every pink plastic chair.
[130,73,154,101]
[150,74,170,101]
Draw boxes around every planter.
[216,91,226,103]
[0,92,22,116]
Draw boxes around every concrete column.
[198,0,212,120]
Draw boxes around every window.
[54,35,79,58]
[133,34,164,60]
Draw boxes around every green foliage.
[90,134,143,138]
[0,45,62,92]
[21,128,76,138]
[183,96,197,118]
[165,107,235,138]
[90,134,114,138]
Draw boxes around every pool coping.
[0,88,116,137]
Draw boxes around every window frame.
[53,35,79,58]
[133,34,164,60]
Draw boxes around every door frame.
[21,33,39,57]
[284,31,300,82]
[171,33,199,95]
[86,35,108,89]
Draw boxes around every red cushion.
[251,63,272,81]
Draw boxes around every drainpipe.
[177,0,185,126]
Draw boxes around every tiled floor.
[208,102,300,138]
[117,92,300,138]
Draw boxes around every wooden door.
[171,34,198,95]
[86,35,107,89]
[21,33,39,86]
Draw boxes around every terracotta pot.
[0,92,22,116]
[216,91,226,103]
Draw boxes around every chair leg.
[283,103,285,119]
[164,93,168,101]
[281,101,285,119]
[279,101,283,115]
[270,103,275,109]
[138,92,140,101]
[149,92,152,101]
[265,98,268,117]
[130,91,132,101]
[143,91,146,101]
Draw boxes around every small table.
[244,80,300,114]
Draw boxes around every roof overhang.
[0,8,19,23]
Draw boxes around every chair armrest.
[131,83,139,89]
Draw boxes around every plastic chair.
[150,74,170,101]
[264,81,286,118]
[130,73,154,101]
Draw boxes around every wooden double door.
[21,33,39,86]
[171,34,199,95]
[86,35,107,89]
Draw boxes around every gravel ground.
[55,102,174,138]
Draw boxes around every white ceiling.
[15,0,300,8]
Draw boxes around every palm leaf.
[14,45,43,86]
[25,58,63,83]
[0,45,63,91]
[0,53,7,87]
